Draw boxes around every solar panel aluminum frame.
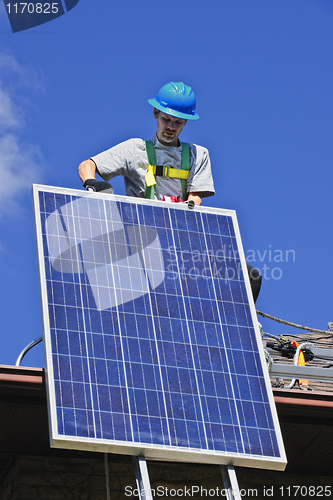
[33,184,286,471]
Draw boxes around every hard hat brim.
[148,99,199,120]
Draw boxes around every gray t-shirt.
[91,134,215,200]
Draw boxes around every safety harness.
[144,140,190,200]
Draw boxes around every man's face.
[154,109,187,146]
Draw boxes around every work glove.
[184,200,195,209]
[83,179,113,193]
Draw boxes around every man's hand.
[187,192,202,206]
[83,179,113,193]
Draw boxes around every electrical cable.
[256,310,333,336]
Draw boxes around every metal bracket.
[220,465,242,500]
[270,362,333,381]
[132,459,243,500]
[104,453,111,500]
[132,457,153,500]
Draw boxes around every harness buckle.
[163,165,171,179]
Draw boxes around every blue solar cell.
[34,186,286,469]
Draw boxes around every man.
[78,81,214,206]
[78,81,261,302]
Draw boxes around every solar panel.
[33,184,286,470]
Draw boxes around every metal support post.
[132,456,153,500]
[104,453,111,500]
[220,465,242,500]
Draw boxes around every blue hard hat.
[148,82,199,120]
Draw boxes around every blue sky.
[0,0,332,367]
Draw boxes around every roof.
[266,330,333,393]
[0,364,332,484]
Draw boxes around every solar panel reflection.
[33,185,286,470]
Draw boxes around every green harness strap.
[180,142,190,200]
[144,141,190,200]
[145,141,157,200]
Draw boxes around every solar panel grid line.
[33,190,62,442]
[73,199,103,437]
[33,185,286,469]
[191,212,236,451]
[55,274,78,438]
[167,206,209,451]
[191,213,233,452]
[90,215,118,439]
[245,357,267,456]
[133,205,169,444]
[218,217,264,448]
[139,204,196,449]
[198,210,246,455]
[68,192,98,440]
[99,197,135,444]
[223,208,281,458]
[54,199,77,436]
[65,206,87,440]
[209,219,244,450]
[84,203,107,441]
[163,207,197,450]
[129,202,173,448]
[51,195,73,437]
[169,207,249,454]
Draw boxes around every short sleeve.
[187,144,215,198]
[91,138,147,182]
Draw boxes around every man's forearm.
[78,159,97,183]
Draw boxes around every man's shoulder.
[102,138,147,157]
[116,138,146,148]
[188,142,210,156]
[92,138,147,165]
